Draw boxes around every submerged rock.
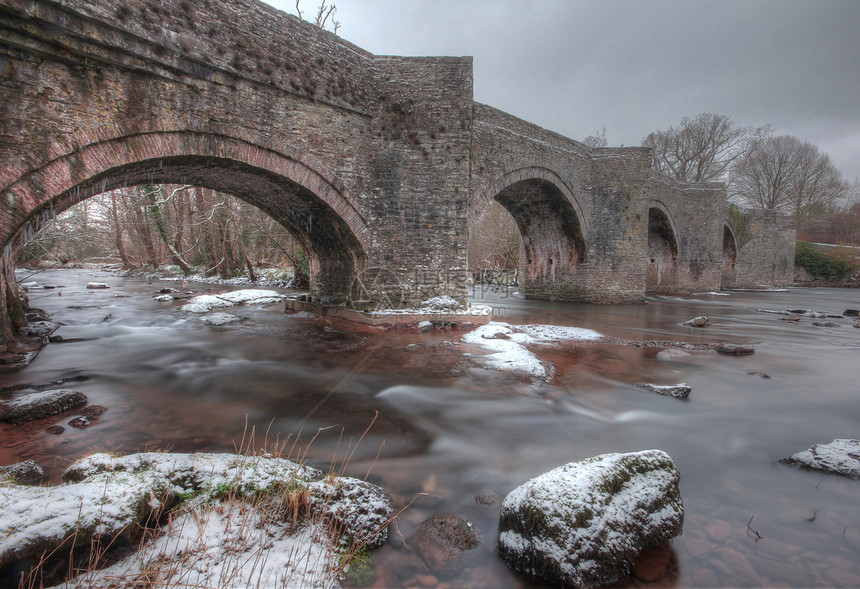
[717,343,755,356]
[683,316,709,328]
[656,349,693,361]
[781,439,860,478]
[0,389,88,425]
[636,382,692,400]
[413,515,483,575]
[497,450,684,588]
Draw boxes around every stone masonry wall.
[0,0,474,308]
[470,104,652,302]
[733,210,796,288]
[649,175,726,294]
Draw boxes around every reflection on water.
[2,270,860,587]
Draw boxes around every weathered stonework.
[730,210,796,289]
[0,0,794,346]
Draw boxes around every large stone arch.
[1,132,370,301]
[646,201,679,293]
[472,167,588,298]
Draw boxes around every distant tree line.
[640,112,856,243]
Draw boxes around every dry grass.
[15,415,395,589]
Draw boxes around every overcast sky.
[263,0,860,182]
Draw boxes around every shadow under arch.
[646,202,679,294]
[472,167,587,296]
[2,133,369,301]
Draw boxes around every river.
[2,268,859,588]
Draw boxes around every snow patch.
[181,289,284,313]
[202,313,241,326]
[461,322,602,380]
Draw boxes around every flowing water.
[2,268,859,588]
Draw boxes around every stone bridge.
[0,0,794,345]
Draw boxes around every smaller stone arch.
[473,167,588,299]
[646,203,679,293]
[721,223,739,288]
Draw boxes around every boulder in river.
[636,382,692,400]
[497,450,684,588]
[781,439,860,478]
[86,282,110,289]
[842,309,859,317]
[0,389,88,425]
[683,316,709,328]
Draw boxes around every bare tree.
[730,135,844,233]
[643,113,771,182]
[583,126,607,148]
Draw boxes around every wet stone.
[79,405,107,417]
[412,515,483,576]
[0,390,88,425]
[473,489,502,508]
[843,309,859,317]
[636,382,691,399]
[683,316,710,327]
[45,425,65,435]
[68,416,94,429]
[717,343,755,355]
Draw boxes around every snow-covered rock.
[781,439,860,478]
[0,452,392,572]
[0,460,43,484]
[497,450,684,588]
[181,289,284,313]
[636,382,692,400]
[201,313,241,326]
[153,294,174,302]
[461,322,603,380]
[86,282,110,289]
[419,295,463,311]
[0,389,88,425]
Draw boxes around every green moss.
[796,241,856,280]
[341,545,375,587]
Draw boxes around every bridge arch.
[1,132,370,301]
[472,167,587,297]
[721,223,739,288]
[646,201,679,293]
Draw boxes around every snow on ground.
[181,289,284,313]
[57,502,338,589]
[1,452,392,586]
[461,322,603,380]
